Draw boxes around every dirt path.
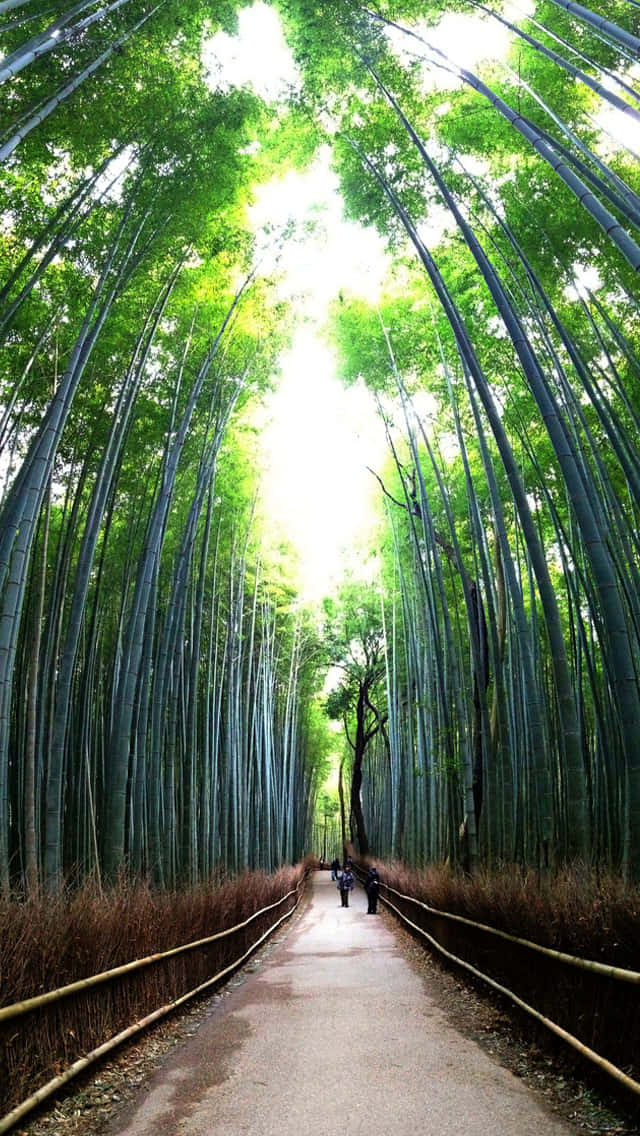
[101,872,579,1136]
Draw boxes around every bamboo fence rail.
[374,879,640,983]
[0,878,305,1134]
[0,884,300,1024]
[378,887,640,1099]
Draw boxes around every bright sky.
[386,0,534,91]
[202,3,299,101]
[254,330,386,601]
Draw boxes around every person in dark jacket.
[339,865,355,907]
[330,856,341,881]
[365,866,380,914]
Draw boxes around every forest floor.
[15,873,639,1136]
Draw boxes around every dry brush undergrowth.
[0,862,308,1116]
[374,861,640,962]
[365,860,640,1092]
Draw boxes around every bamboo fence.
[353,868,640,1098]
[0,878,306,1133]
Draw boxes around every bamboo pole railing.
[370,876,640,983]
[378,887,640,1099]
[0,884,301,1024]
[0,879,305,1134]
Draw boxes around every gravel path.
[101,871,577,1136]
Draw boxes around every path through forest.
[105,873,576,1135]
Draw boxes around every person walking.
[330,856,341,882]
[339,863,355,907]
[365,866,380,914]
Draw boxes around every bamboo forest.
[1,0,640,896]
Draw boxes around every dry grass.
[0,863,307,1116]
[371,860,640,964]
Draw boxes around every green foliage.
[4,0,640,883]
[322,579,385,676]
[315,787,339,818]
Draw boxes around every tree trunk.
[350,684,370,857]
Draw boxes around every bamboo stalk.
[0,891,302,1135]
[0,885,300,1023]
